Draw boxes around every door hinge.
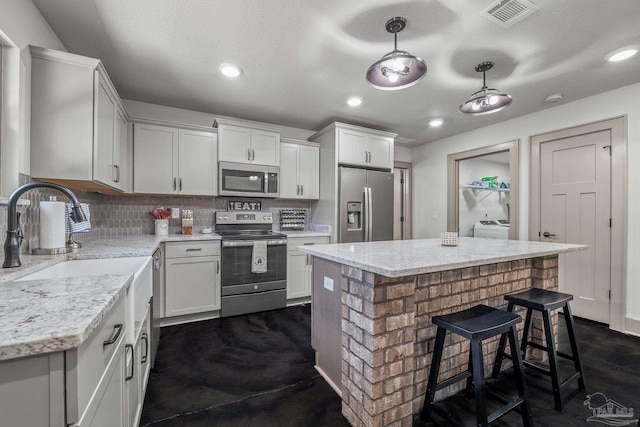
[610,218,612,228]
[603,145,612,156]
[609,289,612,300]
[400,178,405,184]
[400,216,405,222]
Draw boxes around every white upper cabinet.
[133,123,217,195]
[337,126,394,169]
[279,141,319,199]
[30,46,129,193]
[215,119,280,166]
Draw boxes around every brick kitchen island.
[300,237,586,427]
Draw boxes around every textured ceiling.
[32,0,640,147]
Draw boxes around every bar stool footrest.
[523,359,552,375]
[488,398,526,424]
[435,371,473,391]
[561,371,582,388]
[525,341,548,352]
[557,350,575,361]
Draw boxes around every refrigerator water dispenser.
[346,202,362,231]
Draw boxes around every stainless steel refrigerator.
[339,166,394,243]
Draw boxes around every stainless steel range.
[215,211,287,317]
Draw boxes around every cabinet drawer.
[165,241,220,258]
[67,295,126,424]
[287,237,330,252]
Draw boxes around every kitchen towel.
[65,203,91,234]
[251,241,267,273]
[40,201,66,248]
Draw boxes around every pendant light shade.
[366,17,427,91]
[459,62,512,115]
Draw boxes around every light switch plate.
[171,208,180,219]
[323,276,334,292]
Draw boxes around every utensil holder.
[155,219,169,236]
[441,232,458,246]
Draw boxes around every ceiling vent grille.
[481,0,540,28]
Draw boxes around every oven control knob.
[224,216,228,220]
[254,285,258,290]
[217,216,222,220]
[263,216,268,220]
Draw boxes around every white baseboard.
[624,317,640,336]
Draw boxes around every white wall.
[411,81,640,325]
[0,0,65,195]
[394,145,412,163]
[458,156,509,237]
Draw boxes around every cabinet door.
[126,341,140,427]
[93,72,116,186]
[287,251,310,299]
[338,128,366,166]
[165,256,220,317]
[279,143,300,198]
[299,145,319,199]
[178,129,218,195]
[85,351,125,427]
[250,129,280,166]
[218,124,251,163]
[366,135,393,169]
[113,108,128,191]
[133,124,178,194]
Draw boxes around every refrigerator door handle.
[367,187,373,241]
[363,188,369,242]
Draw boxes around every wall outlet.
[171,208,180,219]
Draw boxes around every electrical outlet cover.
[171,208,180,219]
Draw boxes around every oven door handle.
[222,239,287,247]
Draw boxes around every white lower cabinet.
[164,241,221,317]
[127,304,151,427]
[286,237,330,300]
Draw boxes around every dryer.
[473,220,509,239]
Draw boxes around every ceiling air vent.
[481,0,540,28]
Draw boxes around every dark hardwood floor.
[140,304,640,427]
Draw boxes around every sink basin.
[18,257,153,343]
[17,257,151,281]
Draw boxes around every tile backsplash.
[0,175,312,255]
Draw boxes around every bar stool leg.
[520,308,533,359]
[562,304,587,391]
[542,309,563,411]
[421,327,447,422]
[466,349,475,398]
[507,325,533,427]
[491,302,514,379]
[471,339,488,427]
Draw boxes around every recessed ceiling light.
[429,118,444,127]
[219,63,242,78]
[544,93,564,104]
[605,46,639,62]
[347,96,363,107]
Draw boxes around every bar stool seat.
[421,305,533,427]
[492,288,586,412]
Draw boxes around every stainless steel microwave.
[218,161,280,198]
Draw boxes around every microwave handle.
[264,173,268,194]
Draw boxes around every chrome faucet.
[3,182,87,268]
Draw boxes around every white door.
[113,108,127,191]
[366,135,392,169]
[165,256,220,317]
[178,129,217,195]
[251,129,280,166]
[218,124,251,163]
[93,73,116,187]
[287,251,309,299]
[299,145,319,199]
[540,130,611,322]
[133,124,178,194]
[279,143,300,198]
[338,129,366,165]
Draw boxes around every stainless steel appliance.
[151,246,162,368]
[218,161,280,198]
[215,211,287,317]
[339,166,394,243]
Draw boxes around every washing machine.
[473,220,509,239]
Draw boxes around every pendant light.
[459,61,512,115]
[366,17,427,90]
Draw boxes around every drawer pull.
[186,248,202,252]
[103,323,123,346]
[303,243,315,245]
[141,333,149,363]
[125,344,134,381]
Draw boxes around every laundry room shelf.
[461,185,510,204]
[462,185,510,192]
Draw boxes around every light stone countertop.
[299,237,587,278]
[0,233,221,361]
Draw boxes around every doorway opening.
[393,161,412,240]
[447,140,519,240]
[529,117,626,331]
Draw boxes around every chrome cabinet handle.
[179,177,183,191]
[173,177,177,191]
[248,148,251,161]
[103,324,123,346]
[300,184,303,195]
[186,248,202,252]
[216,259,220,274]
[296,184,300,196]
[125,344,134,381]
[542,231,556,238]
[115,165,120,183]
[141,333,149,363]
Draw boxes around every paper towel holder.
[66,233,82,250]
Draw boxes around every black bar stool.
[492,288,586,412]
[421,304,533,427]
